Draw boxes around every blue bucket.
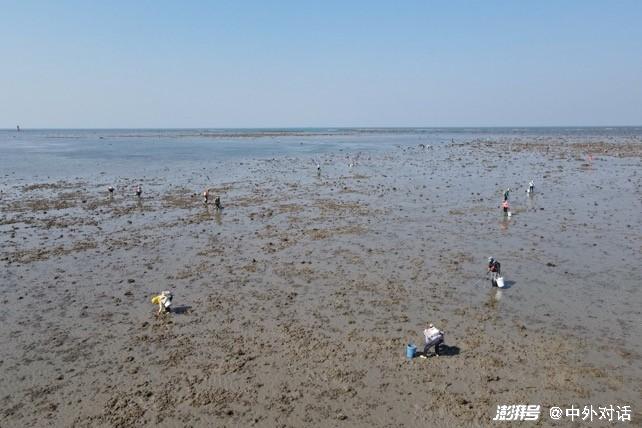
[406,343,417,359]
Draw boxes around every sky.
[1,0,641,128]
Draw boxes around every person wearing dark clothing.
[488,257,501,286]
[503,188,510,201]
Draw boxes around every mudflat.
[1,132,640,426]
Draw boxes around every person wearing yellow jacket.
[151,291,173,314]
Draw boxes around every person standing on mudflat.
[502,200,510,214]
[488,257,501,286]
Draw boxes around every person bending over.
[423,323,444,357]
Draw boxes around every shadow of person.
[438,344,460,356]
[214,210,222,226]
[415,343,461,358]
[171,305,192,315]
[502,280,515,289]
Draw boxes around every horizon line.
[2,125,642,131]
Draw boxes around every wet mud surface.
[1,135,641,426]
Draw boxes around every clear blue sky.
[1,0,641,128]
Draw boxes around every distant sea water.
[1,127,640,183]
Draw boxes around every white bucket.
[507,212,512,217]
[496,277,505,288]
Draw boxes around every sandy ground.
[1,137,641,427]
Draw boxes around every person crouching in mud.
[152,291,173,315]
[423,323,444,357]
[488,257,501,287]
[135,185,142,199]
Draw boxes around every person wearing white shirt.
[423,323,444,357]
